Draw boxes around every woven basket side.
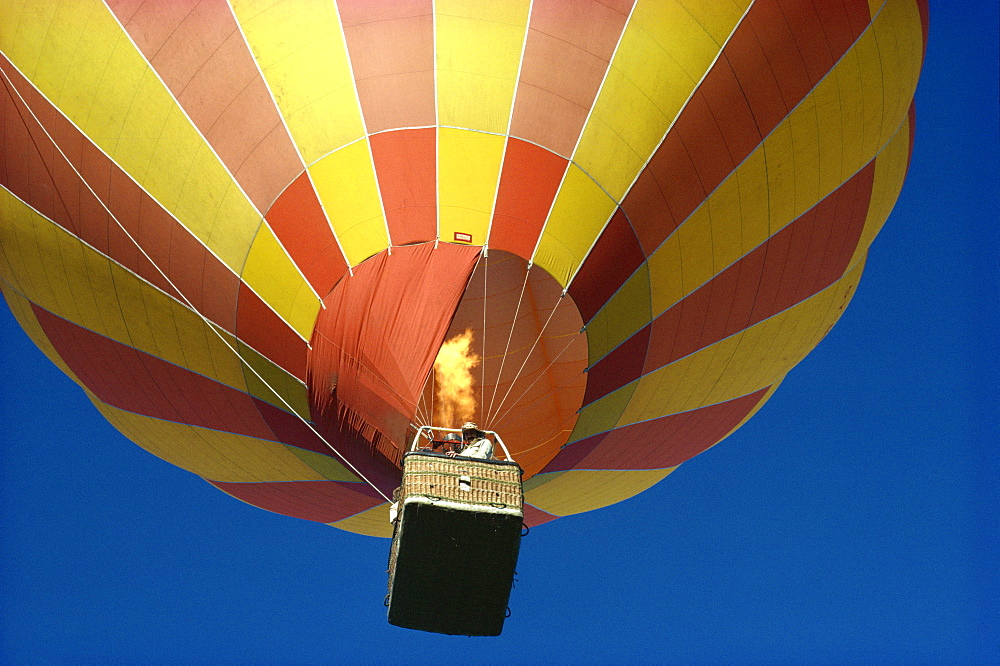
[403,473,521,508]
[399,455,523,510]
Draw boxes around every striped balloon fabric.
[0,0,927,536]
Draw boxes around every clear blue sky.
[1,5,996,662]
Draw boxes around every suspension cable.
[485,261,532,426]
[490,331,581,429]
[0,66,395,502]
[487,289,565,427]
[423,367,434,430]
[480,247,488,425]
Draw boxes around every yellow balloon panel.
[437,128,505,246]
[872,0,926,148]
[161,142,263,273]
[524,467,675,517]
[565,381,639,446]
[308,139,388,266]
[330,503,394,538]
[108,266,236,386]
[615,260,867,428]
[574,0,735,200]
[674,0,753,45]
[232,0,364,165]
[1,1,100,105]
[533,164,618,286]
[844,28,885,163]
[283,446,363,484]
[585,264,651,365]
[568,260,865,444]
[0,191,122,344]
[0,0,49,76]
[435,0,530,133]
[91,396,329,483]
[238,341,312,422]
[241,224,321,340]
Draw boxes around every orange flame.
[433,329,480,428]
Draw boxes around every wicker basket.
[386,451,524,636]
[397,453,522,510]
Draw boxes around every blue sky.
[1,4,996,662]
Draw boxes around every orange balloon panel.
[0,0,927,536]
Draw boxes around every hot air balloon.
[0,0,927,543]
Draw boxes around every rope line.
[486,290,565,428]
[490,332,580,430]
[0,65,393,502]
[485,261,532,425]
[480,248,488,424]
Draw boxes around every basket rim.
[402,450,523,472]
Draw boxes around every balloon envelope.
[0,0,927,536]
